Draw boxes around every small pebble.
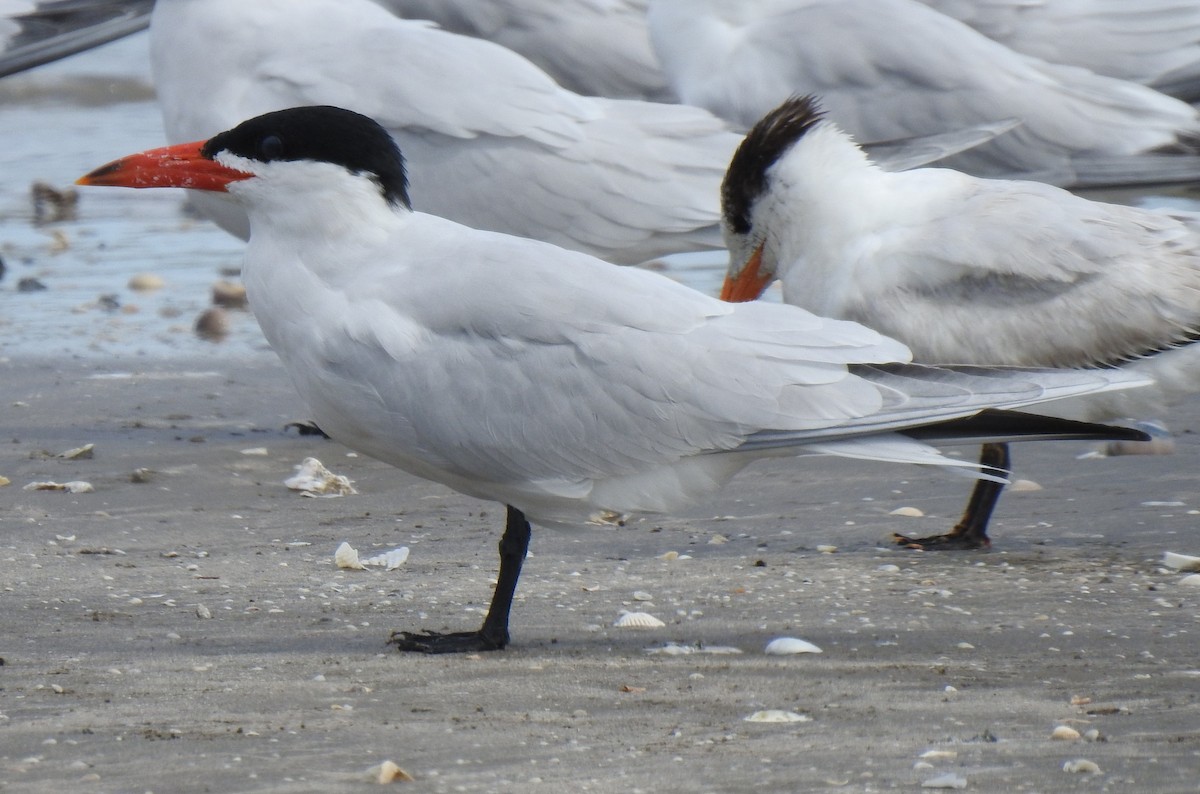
[127,273,165,292]
[194,307,230,341]
[211,280,248,308]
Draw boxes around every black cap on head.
[202,106,411,209]
[722,95,825,235]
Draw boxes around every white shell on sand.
[1162,552,1200,572]
[334,542,366,570]
[1179,574,1200,587]
[361,547,410,571]
[743,710,811,723]
[1009,479,1042,492]
[334,543,409,571]
[613,611,665,628]
[764,637,823,655]
[1062,759,1102,774]
[57,444,94,459]
[890,506,924,517]
[1051,725,1081,741]
[284,457,357,497]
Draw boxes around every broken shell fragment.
[361,547,410,571]
[1062,759,1102,774]
[764,637,823,655]
[57,443,94,459]
[285,457,357,496]
[334,542,366,570]
[743,710,811,723]
[890,506,924,517]
[921,773,968,789]
[1162,552,1200,572]
[23,480,94,493]
[613,611,665,628]
[367,760,414,784]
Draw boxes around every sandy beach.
[1,353,1198,793]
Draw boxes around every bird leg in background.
[892,442,1010,550]
[389,505,532,654]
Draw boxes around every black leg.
[389,504,532,654]
[893,442,1010,550]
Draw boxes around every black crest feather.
[722,95,826,235]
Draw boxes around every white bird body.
[921,0,1200,99]
[374,0,670,100]
[647,0,1200,185]
[149,0,735,264]
[77,105,1153,645]
[721,97,1200,424]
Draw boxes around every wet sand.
[1,354,1198,793]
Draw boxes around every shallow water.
[2,32,1199,362]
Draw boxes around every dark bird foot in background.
[892,526,990,551]
[284,420,330,438]
[388,629,508,655]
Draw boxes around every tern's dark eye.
[258,134,285,160]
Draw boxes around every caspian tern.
[0,0,151,77]
[374,0,671,101]
[77,106,1149,652]
[147,0,1012,265]
[647,0,1200,188]
[920,0,1200,101]
[720,95,1200,549]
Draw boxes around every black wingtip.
[902,408,1153,444]
[722,95,827,236]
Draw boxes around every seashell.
[1179,574,1200,587]
[1051,725,1081,741]
[368,760,414,784]
[1162,552,1200,572]
[1070,695,1091,706]
[876,564,900,573]
[0,476,10,487]
[816,544,837,553]
[743,710,811,723]
[764,637,823,655]
[361,547,410,571]
[890,506,924,517]
[1009,479,1042,492]
[23,480,94,493]
[1062,759,1102,775]
[285,457,357,496]
[334,542,366,570]
[708,533,729,545]
[921,773,968,789]
[240,447,269,456]
[632,591,653,601]
[57,444,94,459]
[127,273,165,292]
[613,611,665,628]
[195,604,212,620]
[657,551,679,561]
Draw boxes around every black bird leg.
[389,504,532,653]
[893,442,1009,550]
